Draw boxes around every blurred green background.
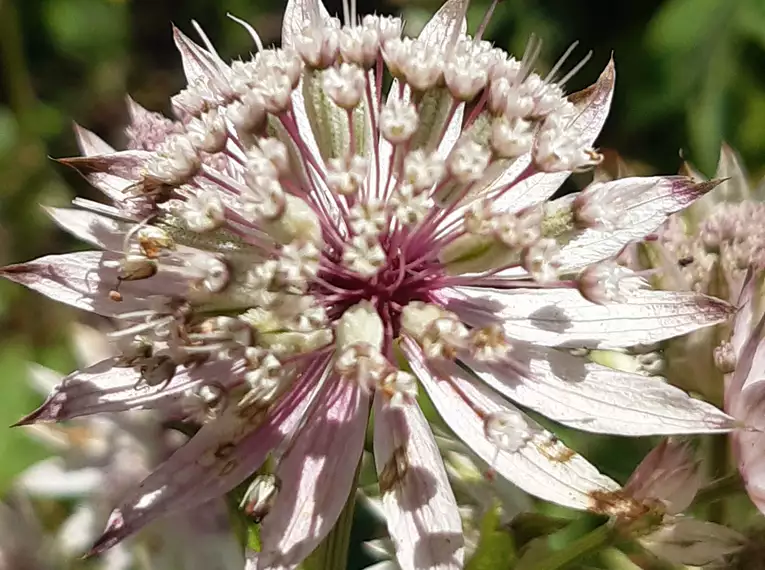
[0,0,764,563]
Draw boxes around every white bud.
[348,198,386,237]
[327,155,369,196]
[578,262,648,304]
[240,474,281,522]
[294,21,340,69]
[491,115,534,159]
[146,135,200,185]
[522,238,561,283]
[343,235,386,277]
[180,189,225,232]
[336,301,384,353]
[339,25,380,68]
[323,63,367,109]
[446,138,491,184]
[484,410,533,453]
[380,98,418,144]
[404,150,444,192]
[186,109,228,153]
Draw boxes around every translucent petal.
[404,339,621,511]
[465,345,735,435]
[373,393,463,570]
[444,285,733,348]
[257,378,369,570]
[88,362,330,556]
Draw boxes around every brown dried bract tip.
[379,445,409,494]
[588,489,653,522]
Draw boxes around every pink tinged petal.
[373,393,464,570]
[557,177,720,273]
[444,286,734,349]
[88,358,332,556]
[732,400,765,514]
[73,123,115,156]
[173,26,225,85]
[14,358,239,424]
[257,378,369,570]
[0,251,188,317]
[403,339,620,511]
[45,207,129,251]
[18,458,104,497]
[464,346,735,435]
[282,0,331,46]
[416,0,468,46]
[622,439,701,515]
[491,59,616,213]
[58,150,151,200]
[640,518,745,566]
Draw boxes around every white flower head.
[3,4,739,570]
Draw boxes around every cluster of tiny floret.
[87,10,624,446]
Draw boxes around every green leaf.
[647,0,729,53]
[0,343,50,492]
[466,505,516,570]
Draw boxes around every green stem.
[525,523,615,570]
[302,472,359,570]
[701,434,731,524]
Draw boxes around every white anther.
[256,48,303,88]
[226,90,267,134]
[362,15,403,43]
[242,347,285,406]
[180,189,225,232]
[495,206,543,249]
[380,97,418,144]
[382,37,443,91]
[491,115,534,159]
[446,138,491,184]
[343,235,386,277]
[379,370,418,407]
[522,237,561,283]
[389,184,432,226]
[534,114,603,173]
[469,325,512,361]
[484,411,533,453]
[577,262,649,304]
[339,25,380,68]
[145,135,200,185]
[294,20,340,69]
[189,255,230,296]
[422,315,469,360]
[257,137,289,176]
[323,63,367,109]
[464,200,498,236]
[186,109,228,154]
[241,175,286,221]
[404,149,445,192]
[327,155,369,196]
[260,72,293,114]
[348,198,387,237]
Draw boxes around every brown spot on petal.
[379,445,408,494]
[214,442,236,459]
[220,460,237,476]
[535,436,576,463]
[588,489,652,521]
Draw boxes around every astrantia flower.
[2,0,742,568]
